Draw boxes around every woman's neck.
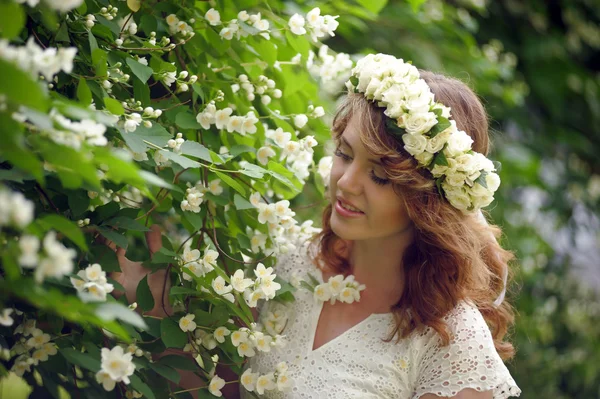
[347,229,414,312]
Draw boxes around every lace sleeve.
[412,302,521,399]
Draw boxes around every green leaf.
[433,150,449,167]
[136,275,155,312]
[126,57,154,84]
[285,31,311,58]
[170,286,201,296]
[474,171,489,189]
[105,216,150,231]
[428,116,451,137]
[130,374,155,399]
[37,214,88,251]
[160,150,202,169]
[0,2,25,39]
[214,171,245,196]
[230,145,256,157]
[234,194,254,210]
[249,36,277,65]
[0,59,47,111]
[357,0,388,14]
[239,163,266,179]
[91,48,107,76]
[267,161,302,193]
[95,302,147,329]
[103,97,124,115]
[121,123,171,153]
[76,78,92,106]
[160,317,188,348]
[158,354,198,371]
[175,111,202,129]
[149,363,180,384]
[59,348,100,372]
[180,141,212,163]
[97,226,128,249]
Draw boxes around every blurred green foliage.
[296,0,600,397]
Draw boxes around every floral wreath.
[345,53,501,213]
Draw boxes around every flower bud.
[273,89,282,98]
[261,95,271,105]
[115,38,123,46]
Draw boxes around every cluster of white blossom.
[0,188,35,230]
[100,62,132,93]
[263,126,318,181]
[259,301,291,336]
[118,16,138,36]
[0,38,76,81]
[236,264,282,307]
[205,9,271,41]
[313,274,366,304]
[195,102,259,136]
[120,103,162,132]
[10,322,59,376]
[232,74,282,105]
[70,263,114,302]
[87,185,142,210]
[156,64,198,92]
[180,179,224,213]
[288,7,339,42]
[98,5,118,21]
[47,108,108,148]
[241,362,293,394]
[16,0,83,12]
[95,346,136,391]
[230,323,286,358]
[347,53,501,212]
[18,231,77,283]
[166,14,196,38]
[247,192,320,256]
[179,244,219,280]
[306,45,354,96]
[83,14,96,29]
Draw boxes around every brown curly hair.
[308,70,517,360]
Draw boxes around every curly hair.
[308,70,517,360]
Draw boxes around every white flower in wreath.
[444,129,473,157]
[414,151,434,166]
[400,111,438,135]
[401,133,427,156]
[442,184,471,211]
[426,130,452,153]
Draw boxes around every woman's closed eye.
[334,147,391,186]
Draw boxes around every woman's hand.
[100,225,172,318]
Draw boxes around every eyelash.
[334,148,390,186]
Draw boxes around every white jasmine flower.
[166,14,179,26]
[214,107,233,129]
[313,283,332,302]
[293,114,308,128]
[272,127,292,147]
[205,8,221,26]
[230,329,249,347]
[35,231,76,283]
[0,308,14,326]
[99,346,135,385]
[96,371,116,391]
[202,249,219,272]
[208,375,226,397]
[256,373,276,395]
[249,192,263,208]
[179,314,196,332]
[241,368,258,392]
[26,328,50,349]
[18,235,40,268]
[213,326,231,344]
[208,179,223,195]
[288,14,306,35]
[257,146,276,165]
[231,269,253,293]
[257,203,277,224]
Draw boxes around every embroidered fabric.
[241,238,521,399]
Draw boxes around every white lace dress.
[241,239,521,399]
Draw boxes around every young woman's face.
[329,113,412,241]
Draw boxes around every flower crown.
[345,53,501,213]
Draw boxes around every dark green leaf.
[234,194,254,210]
[160,317,188,348]
[130,374,156,399]
[0,59,48,111]
[105,216,150,231]
[97,226,128,249]
[214,171,245,196]
[126,57,154,83]
[180,141,212,163]
[428,116,451,137]
[0,2,25,39]
[175,111,202,129]
[158,354,198,371]
[136,275,155,312]
[149,363,180,384]
[59,348,100,372]
[103,97,124,115]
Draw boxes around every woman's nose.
[336,163,363,195]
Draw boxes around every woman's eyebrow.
[340,136,383,165]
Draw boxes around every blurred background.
[288,0,600,397]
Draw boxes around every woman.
[112,54,521,398]
[241,54,520,398]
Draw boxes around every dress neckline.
[308,260,393,354]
